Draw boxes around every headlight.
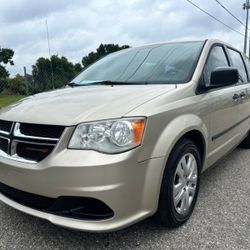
[68,117,146,153]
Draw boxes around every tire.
[239,131,250,148]
[156,138,201,228]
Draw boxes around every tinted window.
[228,48,248,83]
[72,42,204,85]
[205,46,229,83]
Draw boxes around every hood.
[0,85,175,126]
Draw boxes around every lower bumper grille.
[0,182,114,220]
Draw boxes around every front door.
[204,45,242,166]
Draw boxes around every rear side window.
[205,46,229,83]
[227,48,248,83]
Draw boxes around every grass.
[0,95,25,109]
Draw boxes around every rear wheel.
[156,138,201,227]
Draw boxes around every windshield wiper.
[82,80,148,85]
[66,80,148,87]
[65,82,82,88]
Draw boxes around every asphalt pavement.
[0,148,249,250]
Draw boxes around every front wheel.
[156,138,201,227]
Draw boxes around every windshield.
[72,41,204,85]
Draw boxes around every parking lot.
[0,148,249,250]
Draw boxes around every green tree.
[82,43,130,67]
[32,55,82,93]
[0,47,14,92]
[5,74,26,95]
[32,57,51,92]
[0,48,14,65]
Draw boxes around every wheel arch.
[179,130,206,169]
[148,114,208,167]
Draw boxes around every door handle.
[232,94,240,102]
[240,92,247,100]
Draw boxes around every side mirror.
[208,67,239,89]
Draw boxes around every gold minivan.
[0,39,250,232]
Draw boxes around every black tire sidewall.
[158,138,201,227]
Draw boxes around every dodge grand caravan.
[0,39,250,232]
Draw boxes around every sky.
[0,0,248,75]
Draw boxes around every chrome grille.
[0,120,13,134]
[0,137,9,154]
[0,120,65,163]
[19,123,65,139]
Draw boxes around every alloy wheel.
[173,153,198,215]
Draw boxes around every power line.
[185,0,245,37]
[214,0,246,28]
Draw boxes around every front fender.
[138,113,209,213]
[138,114,209,162]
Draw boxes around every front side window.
[71,41,204,85]
[204,46,229,84]
[227,48,248,83]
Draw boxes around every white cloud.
[0,0,247,75]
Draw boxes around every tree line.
[0,43,130,95]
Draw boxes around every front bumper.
[0,130,166,232]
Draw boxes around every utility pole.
[23,66,29,96]
[45,20,54,89]
[243,0,250,55]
